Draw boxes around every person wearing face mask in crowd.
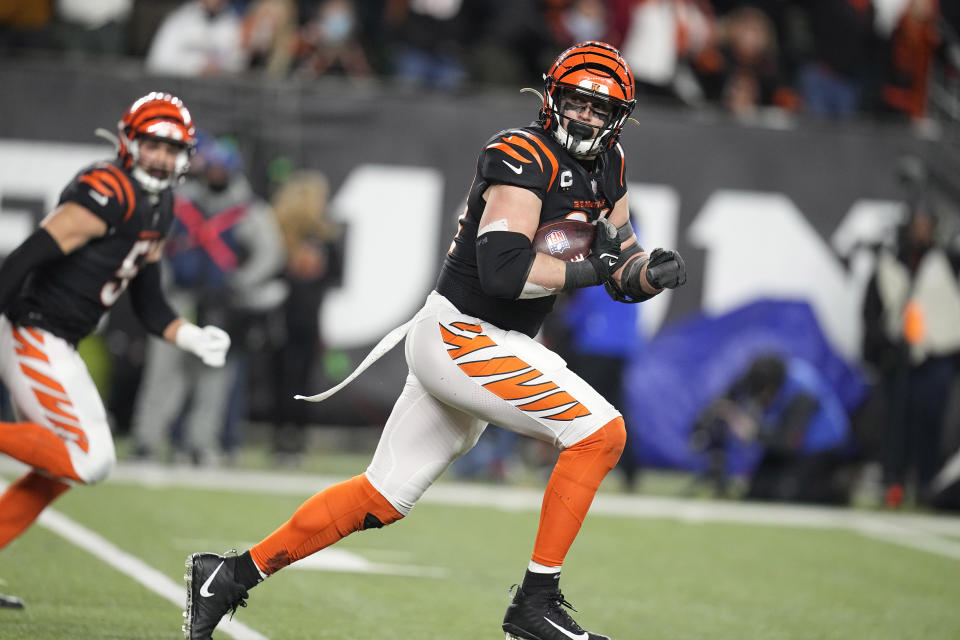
[241,0,299,76]
[129,135,286,466]
[551,0,614,49]
[295,0,372,78]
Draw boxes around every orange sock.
[250,473,402,575]
[0,421,82,482]
[0,470,71,550]
[532,418,626,567]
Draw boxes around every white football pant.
[0,315,115,483]
[365,292,621,515]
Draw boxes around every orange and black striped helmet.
[117,92,196,192]
[540,41,636,159]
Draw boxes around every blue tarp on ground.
[622,300,868,472]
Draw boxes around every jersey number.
[100,239,157,307]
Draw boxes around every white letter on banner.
[689,190,864,359]
[322,164,443,348]
[0,140,109,253]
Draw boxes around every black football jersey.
[7,160,175,344]
[436,125,629,337]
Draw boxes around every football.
[532,219,595,262]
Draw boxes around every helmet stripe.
[130,107,191,132]
[549,42,635,102]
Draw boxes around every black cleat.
[183,552,249,639]
[503,585,610,640]
[0,593,24,609]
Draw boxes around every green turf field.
[1,465,959,640]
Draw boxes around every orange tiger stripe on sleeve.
[78,172,113,197]
[520,132,559,191]
[94,170,124,201]
[487,141,533,165]
[102,164,136,221]
[501,135,544,172]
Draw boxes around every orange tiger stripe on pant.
[441,323,591,421]
[0,326,85,477]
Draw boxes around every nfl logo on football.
[545,230,570,255]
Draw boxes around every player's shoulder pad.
[479,128,561,195]
[61,161,137,227]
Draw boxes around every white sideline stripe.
[104,462,960,561]
[4,460,960,562]
[0,478,267,640]
[101,462,960,534]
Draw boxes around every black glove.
[644,248,687,289]
[563,218,621,290]
[589,217,621,277]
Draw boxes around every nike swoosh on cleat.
[502,160,523,175]
[199,561,224,598]
[543,617,589,640]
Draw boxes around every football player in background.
[184,42,686,640]
[0,93,231,608]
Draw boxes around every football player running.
[0,93,230,608]
[183,42,685,640]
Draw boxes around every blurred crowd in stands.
[1,0,959,124]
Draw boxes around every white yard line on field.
[0,478,268,640]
